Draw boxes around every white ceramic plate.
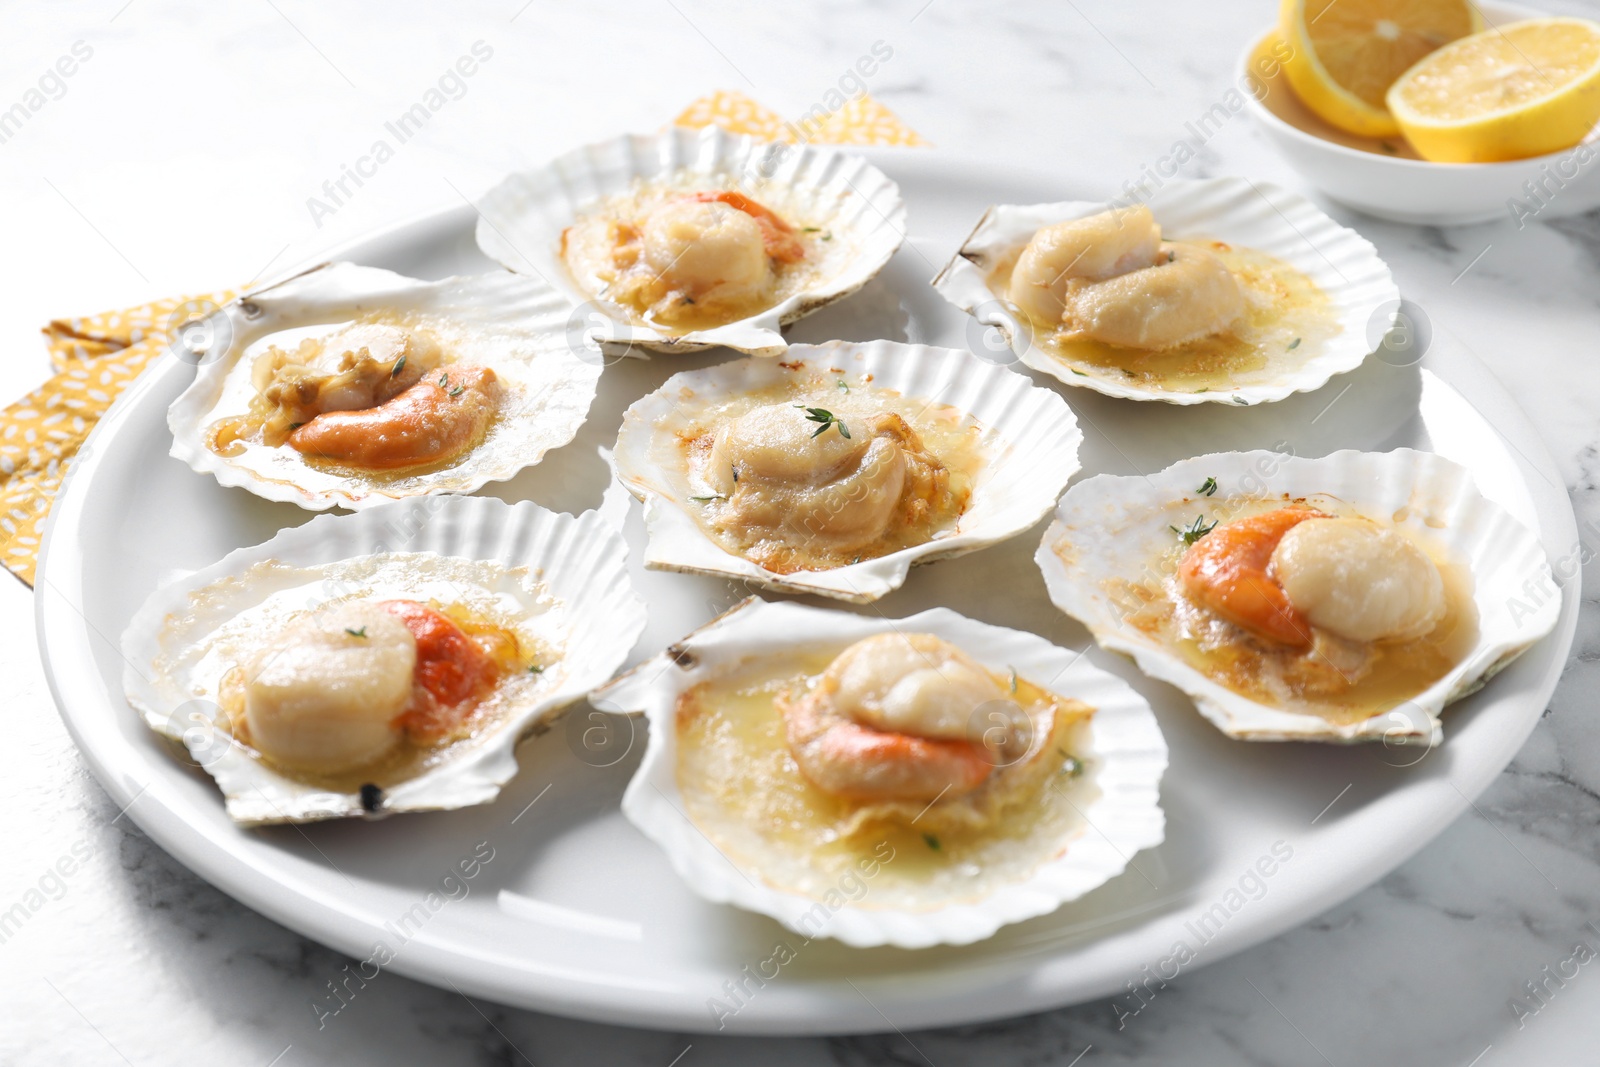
[36,153,1578,1035]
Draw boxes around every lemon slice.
[1388,17,1600,162]
[1280,0,1480,137]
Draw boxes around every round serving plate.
[36,152,1579,1035]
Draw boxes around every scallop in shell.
[167,262,602,510]
[931,177,1399,405]
[1036,448,1560,744]
[474,126,906,358]
[597,598,1168,948]
[612,339,1082,603]
[121,496,645,825]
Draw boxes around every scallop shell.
[1036,448,1560,744]
[167,262,602,511]
[612,339,1083,602]
[598,598,1168,949]
[473,125,906,358]
[930,177,1399,405]
[120,496,645,825]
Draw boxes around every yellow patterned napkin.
[2,294,232,586]
[673,89,927,146]
[1,93,923,588]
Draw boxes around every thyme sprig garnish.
[796,405,850,439]
[344,626,367,638]
[1170,514,1218,545]
[1197,476,1218,497]
[390,354,407,378]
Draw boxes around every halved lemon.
[1388,18,1600,163]
[1280,0,1480,137]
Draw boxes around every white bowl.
[1240,3,1600,226]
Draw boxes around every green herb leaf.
[682,296,695,305]
[1287,337,1301,351]
[1070,368,1087,376]
[1195,387,1209,394]
[1057,749,1084,777]
[1170,514,1218,546]
[802,226,822,232]
[688,495,724,503]
[438,373,449,388]
[1232,395,1247,405]
[1197,476,1218,497]
[448,385,465,397]
[390,354,407,378]
[344,626,367,638]
[797,405,849,439]
[821,232,833,241]
[922,833,941,851]
[527,664,544,674]
[836,379,849,392]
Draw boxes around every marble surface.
[4,0,1600,1063]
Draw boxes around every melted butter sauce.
[215,600,550,795]
[560,179,841,335]
[1122,498,1479,726]
[674,649,1098,907]
[202,310,499,482]
[988,239,1338,394]
[678,372,985,574]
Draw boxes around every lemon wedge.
[1280,0,1480,137]
[1388,17,1600,162]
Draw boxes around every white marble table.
[4,1,1599,1062]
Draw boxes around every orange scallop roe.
[1177,505,1329,650]
[379,599,500,742]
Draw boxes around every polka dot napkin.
[0,92,922,587]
